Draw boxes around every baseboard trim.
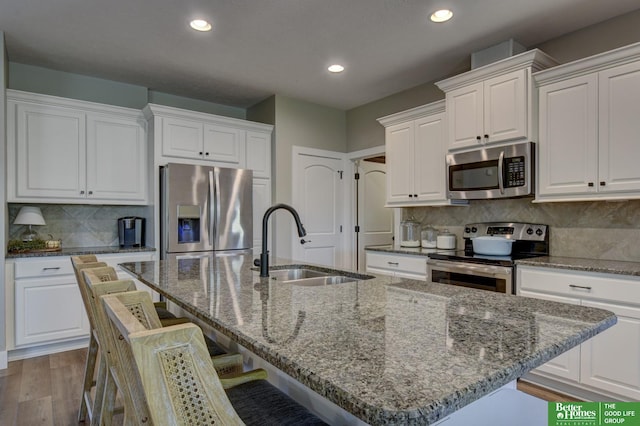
[8,337,89,362]
[0,350,7,369]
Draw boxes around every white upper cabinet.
[145,104,271,171]
[436,49,558,151]
[534,42,640,201]
[7,90,148,204]
[378,101,455,206]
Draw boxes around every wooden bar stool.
[102,290,327,425]
[80,267,243,424]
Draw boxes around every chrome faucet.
[255,203,307,277]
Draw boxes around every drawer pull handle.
[569,284,592,291]
[388,262,399,266]
[42,267,61,271]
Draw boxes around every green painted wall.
[8,62,246,119]
[345,8,640,154]
[1,31,7,357]
[249,94,346,258]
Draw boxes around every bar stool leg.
[78,332,99,422]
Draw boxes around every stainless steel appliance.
[160,163,253,256]
[447,141,534,200]
[427,222,548,294]
[118,216,145,247]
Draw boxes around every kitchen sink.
[266,266,374,286]
[288,275,356,286]
[267,268,331,281]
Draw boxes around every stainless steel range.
[427,222,549,294]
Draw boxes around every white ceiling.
[1,0,639,110]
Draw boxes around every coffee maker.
[118,217,145,247]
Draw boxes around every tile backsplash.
[8,204,150,248]
[405,198,640,262]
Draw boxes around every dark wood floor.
[0,348,578,425]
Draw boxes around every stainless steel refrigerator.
[160,163,253,256]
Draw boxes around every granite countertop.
[120,254,616,425]
[365,244,455,257]
[368,245,640,277]
[6,245,156,259]
[516,256,640,277]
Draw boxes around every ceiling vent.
[471,39,526,69]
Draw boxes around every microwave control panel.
[504,156,525,188]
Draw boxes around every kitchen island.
[119,253,616,425]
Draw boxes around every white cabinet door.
[446,70,527,150]
[161,116,204,159]
[538,74,599,196]
[484,69,527,143]
[519,289,582,382]
[15,274,90,346]
[14,103,86,199]
[385,121,415,203]
[86,114,147,202]
[598,60,640,194]
[246,131,271,178]
[252,178,271,254]
[581,299,640,399]
[414,112,446,202]
[446,82,483,150]
[203,123,245,166]
[365,251,427,281]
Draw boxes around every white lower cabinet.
[12,257,89,348]
[365,250,427,281]
[8,252,156,354]
[517,265,640,400]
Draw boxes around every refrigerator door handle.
[209,169,216,247]
[212,168,221,246]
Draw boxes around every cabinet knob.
[88,190,93,195]
[588,182,594,187]
[80,190,85,195]
[414,194,418,197]
[408,194,413,198]
[205,152,210,156]
[476,136,482,143]
[199,151,203,155]
[600,181,606,186]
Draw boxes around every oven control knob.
[536,228,543,236]
[471,227,477,233]
[526,228,534,235]
[465,227,471,233]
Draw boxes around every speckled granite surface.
[369,245,640,277]
[516,256,640,276]
[120,254,616,425]
[6,245,156,259]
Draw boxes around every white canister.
[436,229,456,249]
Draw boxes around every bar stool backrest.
[102,290,244,426]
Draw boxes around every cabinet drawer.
[14,257,74,279]
[518,266,640,305]
[366,251,427,274]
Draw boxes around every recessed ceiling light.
[328,64,345,73]
[430,9,453,23]
[190,19,212,32]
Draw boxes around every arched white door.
[292,148,345,268]
[356,159,393,271]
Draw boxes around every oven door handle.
[428,260,512,278]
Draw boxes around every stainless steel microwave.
[446,142,534,200]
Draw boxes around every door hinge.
[338,170,343,179]
[355,225,360,233]
[354,172,360,180]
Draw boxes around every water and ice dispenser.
[177,205,201,244]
